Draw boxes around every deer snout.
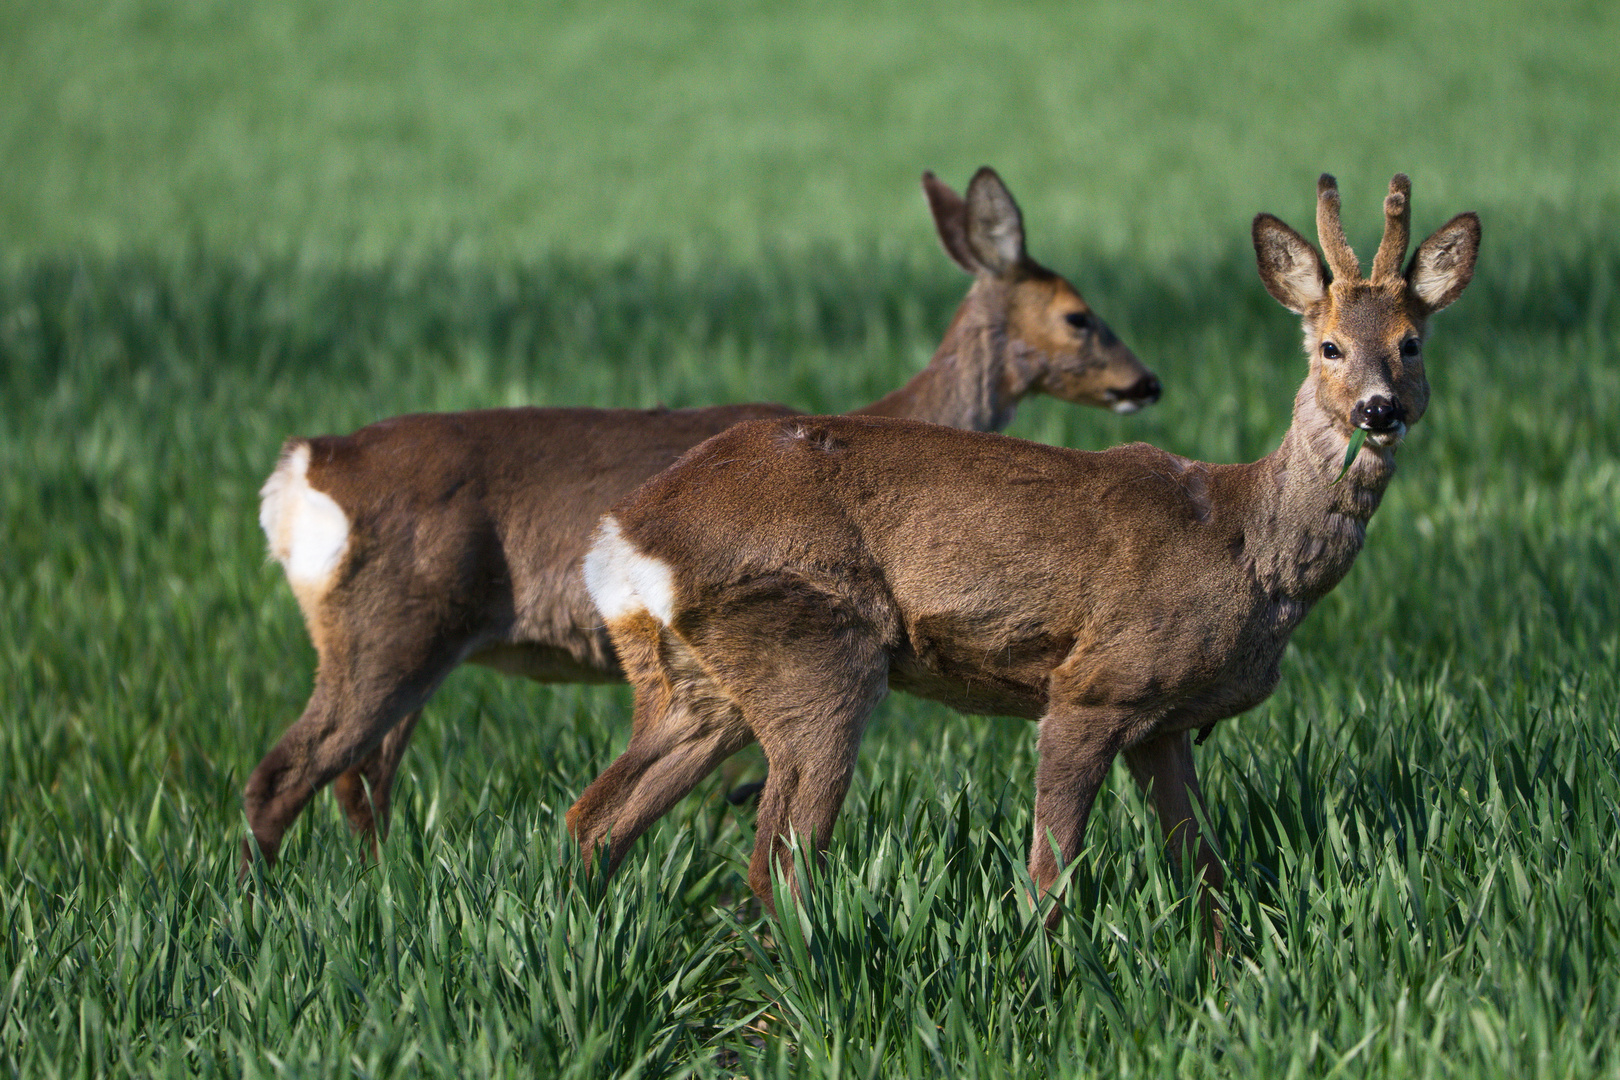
[1351,394,1405,433]
[1124,373,1162,404]
[1108,373,1162,414]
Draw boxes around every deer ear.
[963,167,1026,276]
[1252,214,1329,313]
[1406,212,1481,315]
[921,171,977,274]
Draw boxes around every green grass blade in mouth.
[1332,428,1368,485]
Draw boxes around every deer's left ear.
[1407,212,1481,315]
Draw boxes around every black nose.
[1122,373,1162,403]
[1352,394,1404,432]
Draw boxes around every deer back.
[264,403,796,672]
[595,415,1269,722]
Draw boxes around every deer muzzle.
[1351,394,1405,432]
[1107,373,1163,414]
[1351,394,1409,446]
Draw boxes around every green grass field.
[4,1,1619,1076]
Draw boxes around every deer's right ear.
[1253,214,1329,313]
[963,167,1027,277]
[922,171,978,274]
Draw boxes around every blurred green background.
[3,1,1619,1077]
[6,0,1617,261]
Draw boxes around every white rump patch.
[259,443,350,590]
[583,515,676,626]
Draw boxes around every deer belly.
[889,619,1057,720]
[888,661,1047,719]
[467,641,624,684]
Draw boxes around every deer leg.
[568,611,760,877]
[746,718,869,914]
[579,589,887,912]
[241,640,455,877]
[741,660,886,915]
[332,708,423,852]
[567,675,754,876]
[1123,729,1225,943]
[1027,709,1125,928]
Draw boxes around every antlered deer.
[571,175,1479,932]
[243,168,1160,872]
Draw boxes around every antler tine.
[1315,174,1361,282]
[1370,173,1412,283]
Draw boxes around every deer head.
[924,167,1160,414]
[1254,174,1480,455]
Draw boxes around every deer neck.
[1237,380,1400,607]
[850,279,1021,432]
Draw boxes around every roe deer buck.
[571,174,1479,933]
[242,167,1161,872]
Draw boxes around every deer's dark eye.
[1321,341,1343,360]
[1065,311,1094,332]
[1400,338,1422,357]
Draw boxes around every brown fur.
[240,168,1160,872]
[568,176,1480,940]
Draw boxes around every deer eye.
[1321,341,1343,360]
[1065,311,1094,332]
[1400,338,1422,357]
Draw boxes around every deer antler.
[1316,174,1361,282]
[1370,173,1412,283]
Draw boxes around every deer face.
[1008,272,1161,414]
[1305,282,1429,445]
[924,166,1161,416]
[1254,174,1479,447]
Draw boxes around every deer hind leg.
[746,688,879,914]
[566,673,753,877]
[241,627,459,877]
[1027,707,1127,928]
[332,708,423,852]
[568,596,889,915]
[1123,729,1225,944]
[716,617,888,914]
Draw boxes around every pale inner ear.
[964,173,1026,275]
[1272,256,1326,311]
[1407,215,1480,313]
[970,222,1021,274]
[1254,217,1328,314]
